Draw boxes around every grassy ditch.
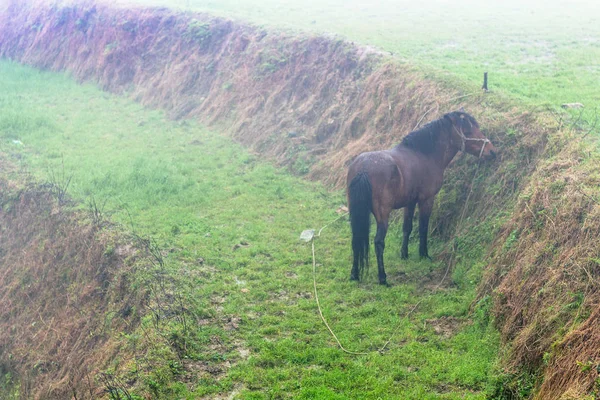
[0,60,505,398]
[2,1,599,397]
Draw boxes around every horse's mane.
[399,111,478,154]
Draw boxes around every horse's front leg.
[374,220,389,285]
[418,198,434,259]
[401,201,416,259]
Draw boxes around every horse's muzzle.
[483,149,498,161]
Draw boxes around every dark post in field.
[482,72,488,92]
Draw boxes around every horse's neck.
[432,131,459,169]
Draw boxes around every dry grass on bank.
[0,159,144,399]
[480,137,600,398]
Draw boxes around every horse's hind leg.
[418,198,434,259]
[374,219,389,285]
[401,201,416,259]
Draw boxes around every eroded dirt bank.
[1,2,599,398]
[0,157,144,399]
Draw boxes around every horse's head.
[445,111,497,160]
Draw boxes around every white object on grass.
[300,229,315,242]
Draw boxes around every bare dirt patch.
[426,316,463,339]
[421,265,456,292]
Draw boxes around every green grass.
[119,0,600,127]
[0,60,502,398]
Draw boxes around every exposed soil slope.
[1,1,599,399]
[0,157,143,399]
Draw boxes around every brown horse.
[347,111,497,285]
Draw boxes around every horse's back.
[348,147,436,210]
[347,150,400,183]
[347,150,406,211]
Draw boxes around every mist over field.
[112,0,599,124]
[1,0,599,398]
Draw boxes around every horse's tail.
[348,171,372,280]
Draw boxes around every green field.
[0,60,506,398]
[121,0,600,127]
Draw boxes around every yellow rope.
[311,225,370,355]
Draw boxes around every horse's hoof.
[379,280,391,287]
[420,255,432,261]
[400,253,408,260]
[350,275,359,281]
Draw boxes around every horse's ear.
[444,113,456,123]
[459,106,465,112]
